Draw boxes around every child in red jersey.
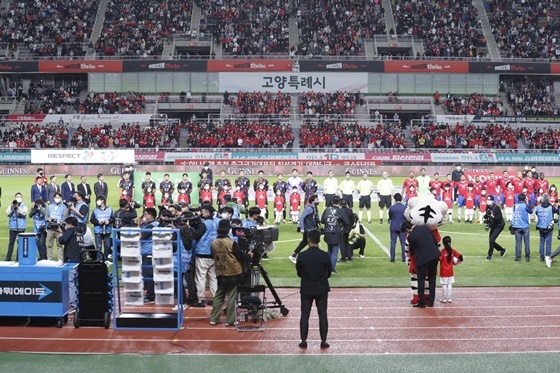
[199,183,213,206]
[177,187,190,205]
[442,183,454,224]
[478,190,488,223]
[255,183,268,220]
[289,187,301,223]
[273,190,285,225]
[464,184,475,223]
[144,189,156,209]
[439,236,463,303]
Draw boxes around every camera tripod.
[240,252,289,316]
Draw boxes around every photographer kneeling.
[209,219,253,326]
[484,195,507,261]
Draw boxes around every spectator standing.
[377,171,393,224]
[511,194,533,262]
[388,193,407,262]
[296,229,331,350]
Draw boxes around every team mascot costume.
[403,195,448,304]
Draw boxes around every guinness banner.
[122,60,207,72]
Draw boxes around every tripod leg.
[259,265,288,315]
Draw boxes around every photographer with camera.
[113,199,139,229]
[29,198,48,261]
[535,193,557,262]
[511,193,534,262]
[321,196,350,274]
[69,191,89,230]
[192,204,220,307]
[57,216,85,263]
[289,194,320,264]
[90,196,114,260]
[45,192,68,261]
[484,195,507,261]
[5,192,28,261]
[209,219,253,326]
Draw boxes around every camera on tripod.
[232,226,278,260]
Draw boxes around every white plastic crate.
[152,242,173,258]
[155,293,174,305]
[119,229,141,242]
[154,281,174,294]
[124,291,144,306]
[124,281,143,292]
[122,256,142,271]
[153,269,174,282]
[152,257,173,269]
[122,270,142,283]
[121,242,141,257]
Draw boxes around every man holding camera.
[321,196,350,274]
[46,192,68,261]
[484,195,507,261]
[57,216,84,263]
[91,196,114,260]
[535,193,557,262]
[29,198,48,261]
[5,192,28,261]
[69,191,89,229]
[113,199,139,229]
[192,205,220,307]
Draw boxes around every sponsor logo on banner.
[38,60,122,73]
[468,62,550,74]
[298,153,365,160]
[122,60,206,72]
[164,152,231,162]
[135,151,165,162]
[0,61,39,72]
[8,114,151,124]
[208,60,292,72]
[174,159,379,167]
[430,153,484,162]
[31,149,135,164]
[364,153,431,162]
[0,153,31,163]
[435,115,475,125]
[231,152,299,159]
[299,60,384,72]
[8,114,46,122]
[495,154,560,163]
[0,281,61,303]
[384,61,468,73]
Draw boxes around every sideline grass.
[2,175,560,287]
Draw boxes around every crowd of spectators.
[0,0,97,57]
[486,0,560,59]
[197,0,291,55]
[71,122,176,148]
[392,0,487,58]
[229,92,291,115]
[300,120,407,149]
[186,120,294,148]
[298,91,359,115]
[411,122,521,149]
[0,123,69,149]
[24,81,81,115]
[79,92,146,114]
[295,0,385,57]
[442,93,505,116]
[96,0,192,57]
[507,80,558,116]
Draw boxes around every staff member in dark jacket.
[57,216,83,263]
[289,194,320,263]
[388,193,407,262]
[401,220,440,308]
[296,229,331,349]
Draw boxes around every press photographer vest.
[323,207,341,234]
[211,237,243,277]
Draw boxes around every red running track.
[0,287,559,355]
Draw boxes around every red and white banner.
[135,151,165,162]
[174,159,380,167]
[8,114,151,124]
[38,60,122,73]
[364,153,431,162]
[207,60,292,72]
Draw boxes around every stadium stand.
[24,81,81,115]
[1,123,69,149]
[298,91,357,115]
[71,122,176,148]
[442,93,505,116]
[411,123,520,149]
[80,92,146,114]
[506,80,558,116]
[230,92,291,115]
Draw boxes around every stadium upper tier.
[2,0,560,60]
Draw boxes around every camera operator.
[113,199,139,229]
[45,192,68,261]
[29,198,47,261]
[90,196,114,260]
[209,219,253,326]
[536,193,558,262]
[69,191,89,230]
[5,192,28,261]
[57,216,84,263]
[175,211,198,310]
[139,208,159,303]
[242,206,261,229]
[484,195,507,261]
[289,194,320,264]
[192,204,220,307]
[321,196,350,274]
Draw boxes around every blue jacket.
[512,202,533,229]
[29,205,47,234]
[195,217,219,256]
[140,221,159,255]
[72,201,89,225]
[174,238,192,274]
[389,202,406,231]
[299,203,319,232]
[91,206,113,235]
[6,202,27,231]
[46,202,68,225]
[536,202,557,230]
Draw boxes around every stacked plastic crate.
[120,229,143,306]
[152,228,175,305]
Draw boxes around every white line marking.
[362,225,390,257]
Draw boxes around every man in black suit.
[94,173,108,200]
[46,175,59,204]
[296,229,331,349]
[401,220,440,308]
[77,176,92,205]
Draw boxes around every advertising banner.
[0,152,31,163]
[0,61,39,73]
[298,60,384,72]
[231,152,299,159]
[135,151,165,162]
[495,153,560,163]
[435,115,475,125]
[468,62,550,74]
[38,60,122,73]
[384,61,469,73]
[218,72,369,93]
[364,153,432,162]
[164,152,232,162]
[430,153,498,163]
[207,60,292,72]
[122,60,207,72]
[31,149,135,164]
[298,153,366,160]
[8,114,151,124]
